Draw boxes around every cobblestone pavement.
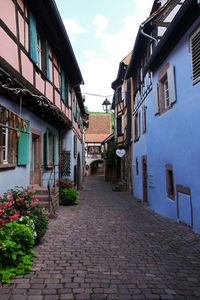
[1,176,200,300]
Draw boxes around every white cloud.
[63,18,86,36]
[93,14,109,39]
[82,14,142,112]
[83,50,97,61]
[81,0,155,112]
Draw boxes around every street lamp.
[102,98,111,113]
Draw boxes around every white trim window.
[190,26,200,85]
[163,78,170,108]
[36,32,42,69]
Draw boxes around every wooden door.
[30,130,42,186]
[142,155,148,203]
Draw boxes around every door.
[30,130,42,186]
[142,155,148,203]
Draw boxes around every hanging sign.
[116,149,126,158]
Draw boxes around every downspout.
[140,24,158,46]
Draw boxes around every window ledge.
[0,163,16,171]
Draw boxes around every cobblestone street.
[1,176,200,300]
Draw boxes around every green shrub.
[29,206,49,244]
[0,221,36,283]
[59,188,79,205]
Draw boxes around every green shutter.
[66,80,69,107]
[29,11,37,63]
[18,120,30,165]
[45,41,50,80]
[78,107,80,127]
[45,129,49,167]
[53,135,56,165]
[61,70,65,101]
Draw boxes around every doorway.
[142,155,148,203]
[30,129,42,186]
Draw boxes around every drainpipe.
[140,24,158,46]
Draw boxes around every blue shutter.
[18,120,30,165]
[61,70,65,101]
[45,41,50,80]
[29,11,37,63]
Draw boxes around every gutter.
[144,0,198,73]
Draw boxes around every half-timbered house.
[125,0,184,203]
[111,52,133,192]
[0,0,87,208]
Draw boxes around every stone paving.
[1,175,200,300]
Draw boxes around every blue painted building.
[144,0,200,232]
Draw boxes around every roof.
[85,133,111,143]
[144,0,200,73]
[125,0,175,79]
[111,52,132,90]
[27,0,84,87]
[102,133,114,144]
[85,114,111,135]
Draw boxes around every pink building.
[0,0,87,207]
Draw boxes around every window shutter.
[61,70,65,101]
[122,115,124,134]
[138,111,141,138]
[53,135,56,165]
[153,84,159,115]
[167,65,176,105]
[190,28,200,84]
[45,129,49,167]
[66,80,69,107]
[18,120,30,165]
[45,41,50,80]
[29,11,37,63]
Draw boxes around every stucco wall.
[147,18,200,233]
[0,94,59,195]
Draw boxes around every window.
[45,129,56,168]
[153,64,176,115]
[142,105,146,134]
[136,158,139,176]
[166,165,175,200]
[117,116,124,136]
[190,26,200,85]
[134,111,141,142]
[0,107,30,167]
[29,11,50,79]
[163,78,170,108]
[36,33,42,69]
[74,134,77,158]
[2,121,8,164]
[115,87,122,105]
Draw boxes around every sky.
[54,0,154,112]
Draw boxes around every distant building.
[84,113,111,176]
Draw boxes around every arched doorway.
[90,159,104,175]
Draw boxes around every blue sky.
[55,0,154,111]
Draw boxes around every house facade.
[84,113,111,176]
[111,52,133,192]
[125,0,184,203]
[0,0,86,198]
[144,0,200,232]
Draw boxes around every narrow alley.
[1,176,200,300]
